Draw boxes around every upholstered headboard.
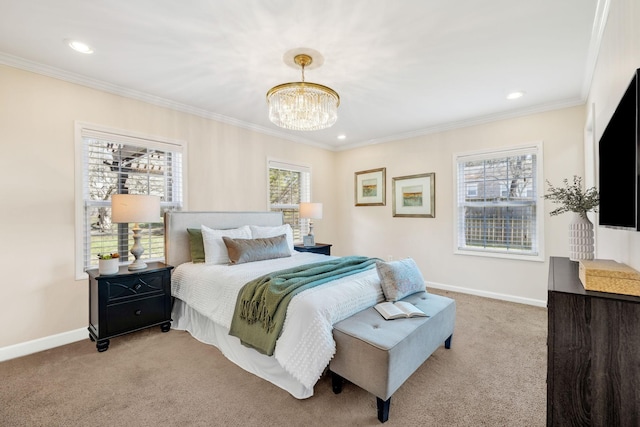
[164,211,283,267]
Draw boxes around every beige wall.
[334,106,585,304]
[587,0,640,268]
[0,65,336,348]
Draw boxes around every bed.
[164,211,384,399]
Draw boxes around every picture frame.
[392,173,435,218]
[355,167,386,206]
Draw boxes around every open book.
[374,301,427,320]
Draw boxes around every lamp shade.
[111,194,160,223]
[299,202,323,219]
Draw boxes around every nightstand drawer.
[106,295,167,336]
[105,274,165,302]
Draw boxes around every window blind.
[78,125,183,272]
[455,144,541,257]
[268,159,311,241]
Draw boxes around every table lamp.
[300,202,323,246]
[111,194,161,270]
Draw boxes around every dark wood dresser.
[547,256,640,426]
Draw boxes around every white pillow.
[201,224,251,264]
[249,224,294,255]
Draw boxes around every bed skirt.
[170,298,313,399]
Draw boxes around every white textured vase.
[98,258,119,275]
[568,213,594,261]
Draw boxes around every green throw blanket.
[228,256,378,356]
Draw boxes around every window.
[454,143,543,260]
[268,159,311,242]
[75,123,185,278]
[500,184,509,198]
[466,183,478,197]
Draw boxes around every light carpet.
[0,290,547,426]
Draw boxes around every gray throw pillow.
[376,258,426,301]
[222,234,291,265]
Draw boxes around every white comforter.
[171,252,383,389]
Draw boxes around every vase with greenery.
[544,176,599,261]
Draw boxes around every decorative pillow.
[249,224,295,255]
[222,234,291,265]
[375,258,426,302]
[187,228,205,263]
[201,224,252,264]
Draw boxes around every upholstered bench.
[330,291,456,423]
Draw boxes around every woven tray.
[578,259,640,296]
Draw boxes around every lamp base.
[303,235,315,247]
[128,224,148,270]
[128,259,148,271]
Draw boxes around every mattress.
[170,252,383,398]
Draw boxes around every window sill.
[454,248,544,262]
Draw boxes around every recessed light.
[506,91,525,100]
[66,39,94,54]
[337,134,346,140]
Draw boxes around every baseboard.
[0,283,545,363]
[427,281,547,308]
[0,328,87,363]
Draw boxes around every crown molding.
[580,0,610,99]
[0,52,335,151]
[336,97,586,151]
[0,50,593,153]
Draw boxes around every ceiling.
[0,0,604,150]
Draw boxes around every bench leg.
[377,397,390,423]
[445,334,453,349]
[331,371,343,394]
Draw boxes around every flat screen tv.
[598,68,640,230]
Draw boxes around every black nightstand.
[87,262,173,352]
[294,243,332,256]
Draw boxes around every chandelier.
[266,53,340,131]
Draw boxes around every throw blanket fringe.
[229,256,378,355]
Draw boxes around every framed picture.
[355,167,386,206]
[392,173,435,217]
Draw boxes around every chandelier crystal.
[267,54,340,131]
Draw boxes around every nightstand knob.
[135,309,142,316]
